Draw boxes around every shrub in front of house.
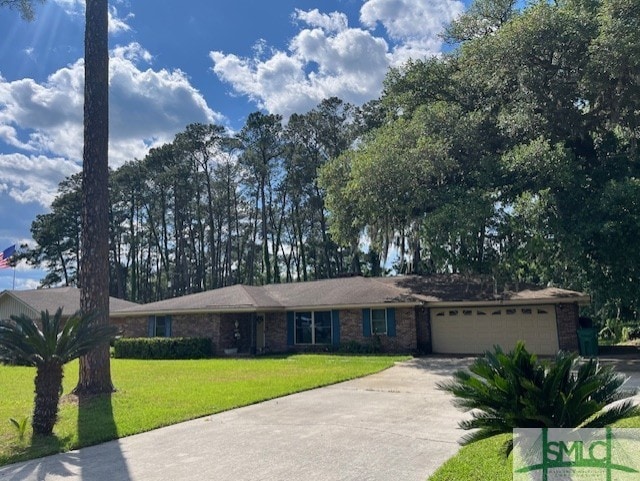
[338,335,383,354]
[113,337,213,359]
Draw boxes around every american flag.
[0,245,16,269]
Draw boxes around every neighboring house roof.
[111,275,589,317]
[0,287,138,320]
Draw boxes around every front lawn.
[429,416,640,481]
[0,354,406,466]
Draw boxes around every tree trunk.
[260,177,272,284]
[74,0,113,395]
[32,362,64,436]
[315,185,332,278]
[294,203,308,281]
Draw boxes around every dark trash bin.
[577,327,598,357]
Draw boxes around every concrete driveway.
[0,357,472,481]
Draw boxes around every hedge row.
[113,337,213,359]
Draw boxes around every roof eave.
[284,301,421,311]
[110,306,282,317]
[110,301,422,317]
[426,295,591,308]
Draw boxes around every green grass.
[0,354,407,466]
[428,416,640,481]
[429,434,513,481]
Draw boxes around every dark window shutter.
[362,309,371,337]
[387,308,396,337]
[287,311,295,346]
[147,316,155,337]
[166,316,173,337]
[331,310,340,346]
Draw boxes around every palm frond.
[438,341,639,454]
[56,310,116,363]
[0,308,116,366]
[580,401,640,429]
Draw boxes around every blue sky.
[0,0,466,290]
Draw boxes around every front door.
[256,314,265,353]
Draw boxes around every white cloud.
[0,63,84,159]
[360,0,464,64]
[293,8,348,33]
[52,0,134,34]
[14,277,42,290]
[211,10,389,118]
[109,43,220,164]
[0,153,80,205]
[0,42,221,206]
[210,2,463,118]
[360,0,463,40]
[109,6,134,34]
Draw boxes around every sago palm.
[438,341,638,455]
[0,308,115,436]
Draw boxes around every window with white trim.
[371,308,387,335]
[295,311,332,345]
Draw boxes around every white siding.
[0,296,38,321]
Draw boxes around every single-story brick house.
[110,275,589,356]
[0,286,138,320]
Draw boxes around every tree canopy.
[20,0,640,322]
[320,0,640,320]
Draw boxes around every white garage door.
[430,305,559,356]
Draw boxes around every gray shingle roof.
[113,277,415,316]
[114,284,282,315]
[111,275,588,317]
[378,275,588,303]
[1,286,138,316]
[263,276,416,308]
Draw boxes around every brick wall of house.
[173,314,219,342]
[337,307,417,352]
[556,303,580,351]
[415,306,432,354]
[219,313,252,353]
[113,305,420,355]
[339,309,364,345]
[111,316,148,338]
[385,307,417,352]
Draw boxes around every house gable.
[0,291,39,320]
